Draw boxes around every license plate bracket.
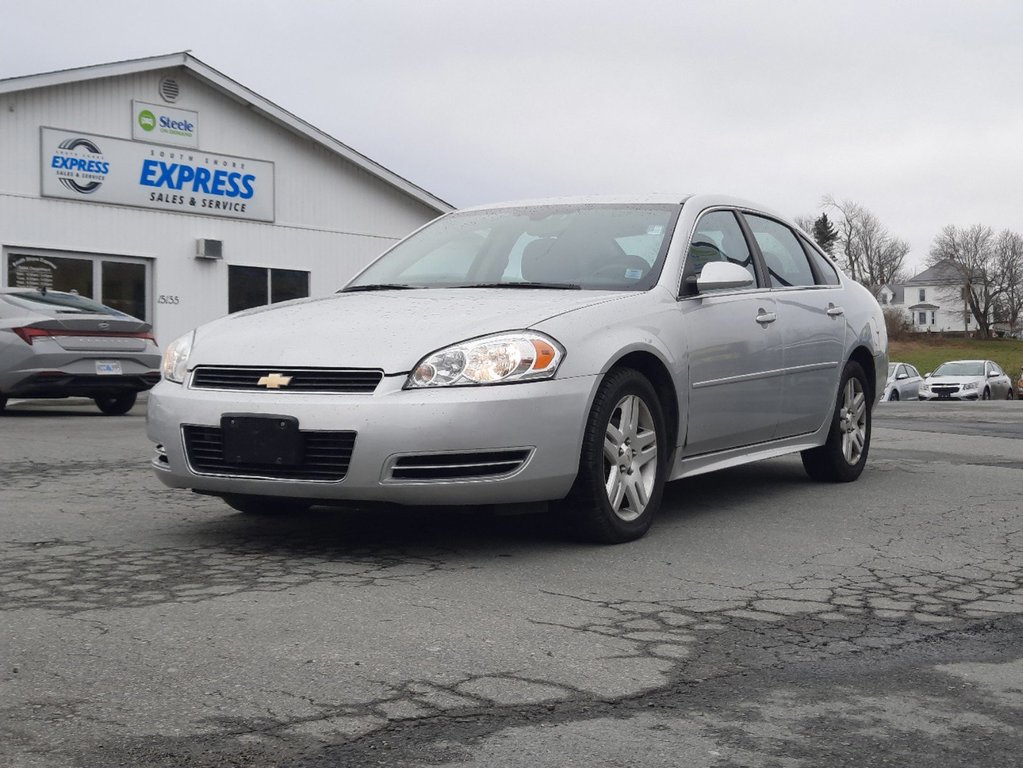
[96,360,123,375]
[221,414,304,466]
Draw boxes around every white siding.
[0,66,443,344]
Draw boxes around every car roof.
[455,193,790,219]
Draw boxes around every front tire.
[802,360,871,483]
[981,387,991,401]
[888,389,899,402]
[94,391,137,415]
[562,368,666,543]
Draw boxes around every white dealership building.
[0,53,451,345]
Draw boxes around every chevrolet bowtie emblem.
[257,373,293,389]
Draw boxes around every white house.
[0,53,452,346]
[879,260,981,333]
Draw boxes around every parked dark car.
[0,288,161,414]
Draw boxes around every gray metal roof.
[905,260,967,285]
[0,52,453,214]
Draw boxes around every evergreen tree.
[813,213,839,255]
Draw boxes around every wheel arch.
[605,350,680,462]
[847,345,878,405]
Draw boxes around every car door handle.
[826,304,845,317]
[755,310,777,325]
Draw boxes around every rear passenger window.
[683,210,757,293]
[799,235,840,286]
[744,214,816,288]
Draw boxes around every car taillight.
[11,327,156,345]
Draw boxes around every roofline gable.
[0,52,453,214]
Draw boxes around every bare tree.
[821,196,909,288]
[928,224,1000,337]
[993,229,1023,334]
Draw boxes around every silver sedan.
[883,362,923,401]
[148,195,887,542]
[1,289,161,414]
[919,359,1015,401]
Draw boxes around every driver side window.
[682,210,757,294]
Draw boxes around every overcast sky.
[4,0,1021,272]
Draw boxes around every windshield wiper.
[340,284,419,293]
[451,282,582,290]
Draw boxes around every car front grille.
[182,425,356,481]
[386,449,532,481]
[190,366,383,393]
[932,385,960,396]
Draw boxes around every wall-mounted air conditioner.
[196,238,223,259]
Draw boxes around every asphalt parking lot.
[1,397,1021,767]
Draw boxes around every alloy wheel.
[603,394,658,522]
[839,376,867,465]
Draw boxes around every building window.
[5,250,150,321]
[8,254,94,295]
[228,265,309,313]
[880,293,888,305]
[918,288,926,302]
[102,260,147,321]
[918,312,927,325]
[931,311,936,325]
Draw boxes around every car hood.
[187,289,628,373]
[925,375,986,386]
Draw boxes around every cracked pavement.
[1,398,1021,767]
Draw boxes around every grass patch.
[889,336,1023,377]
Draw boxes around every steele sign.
[132,101,199,147]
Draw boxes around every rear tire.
[802,360,871,483]
[221,494,313,515]
[561,368,666,544]
[94,391,137,415]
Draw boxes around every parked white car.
[919,359,1014,401]
[883,362,923,402]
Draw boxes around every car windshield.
[933,361,985,377]
[0,291,130,317]
[344,204,680,292]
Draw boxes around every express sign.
[41,128,275,222]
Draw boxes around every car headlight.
[962,381,977,390]
[920,383,930,391]
[161,331,194,383]
[406,331,564,388]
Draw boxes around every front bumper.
[147,373,598,506]
[919,390,978,401]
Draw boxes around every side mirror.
[924,372,931,378]
[695,261,755,293]
[896,373,908,380]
